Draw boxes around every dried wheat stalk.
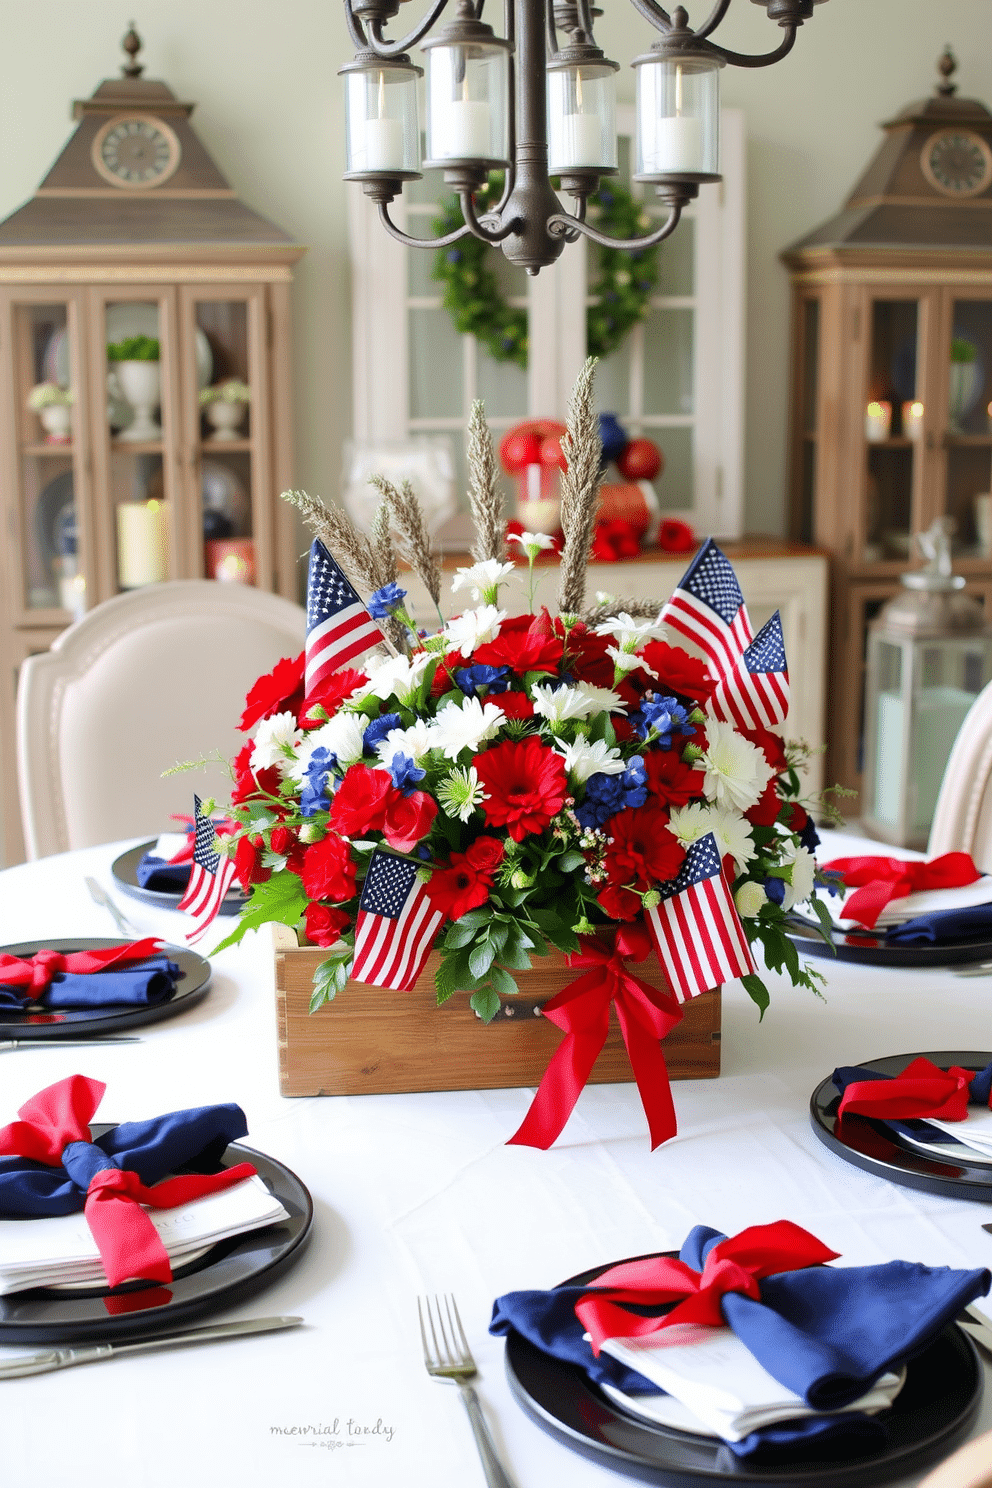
[557,358,603,616]
[466,399,504,563]
[368,496,399,590]
[368,474,442,606]
[581,598,660,625]
[281,488,379,591]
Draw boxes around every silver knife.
[0,1038,142,1051]
[958,1305,992,1357]
[84,877,136,938]
[0,1315,304,1379]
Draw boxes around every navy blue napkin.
[886,902,992,945]
[833,1063,992,1148]
[0,956,182,1011]
[491,1224,989,1459]
[136,854,193,892]
[0,1102,250,1217]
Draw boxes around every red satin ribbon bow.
[507,925,683,1152]
[0,1075,257,1288]
[838,1056,982,1122]
[822,852,980,930]
[0,939,164,994]
[574,1220,840,1355]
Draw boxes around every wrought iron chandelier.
[341,0,827,273]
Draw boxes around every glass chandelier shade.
[424,38,511,166]
[634,51,722,182]
[342,58,422,179]
[547,60,619,175]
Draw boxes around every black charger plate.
[111,842,244,916]
[504,1254,982,1488]
[0,938,211,1040]
[785,915,992,968]
[810,1051,992,1202]
[0,1131,312,1344]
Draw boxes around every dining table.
[2,826,991,1488]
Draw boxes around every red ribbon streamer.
[0,1075,256,1289]
[838,1055,981,1122]
[507,925,683,1152]
[822,852,980,930]
[0,939,165,994]
[574,1220,840,1354]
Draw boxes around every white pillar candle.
[117,500,167,588]
[902,401,924,440]
[865,401,892,443]
[362,116,404,172]
[557,113,602,169]
[443,99,491,158]
[643,115,703,174]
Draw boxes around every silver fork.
[418,1294,517,1488]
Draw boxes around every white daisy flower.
[508,530,557,556]
[436,765,488,822]
[250,711,303,775]
[700,718,774,813]
[706,806,757,873]
[374,717,436,770]
[780,841,816,910]
[429,696,506,760]
[574,681,628,715]
[357,650,433,706]
[288,710,367,782]
[531,682,598,726]
[451,560,516,602]
[668,801,717,847]
[444,605,507,657]
[607,645,658,679]
[555,736,626,785]
[594,610,667,652]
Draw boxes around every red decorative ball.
[500,430,542,473]
[617,438,663,482]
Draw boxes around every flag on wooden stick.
[177,796,239,944]
[659,539,754,679]
[305,538,384,699]
[645,833,755,1002]
[351,849,444,992]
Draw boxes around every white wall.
[0,0,989,537]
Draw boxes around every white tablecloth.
[1,831,990,1487]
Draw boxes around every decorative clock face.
[91,114,181,190]
[920,129,992,198]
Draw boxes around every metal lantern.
[862,522,992,847]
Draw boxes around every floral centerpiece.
[189,362,836,1148]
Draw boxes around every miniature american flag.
[351,850,444,991]
[659,539,754,679]
[177,796,239,944]
[305,539,384,698]
[707,610,790,731]
[645,833,755,1002]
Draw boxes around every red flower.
[329,765,394,836]
[644,750,706,807]
[430,654,464,698]
[603,806,684,893]
[741,725,788,773]
[592,518,641,562]
[474,610,564,673]
[301,833,356,903]
[472,737,567,842]
[239,652,305,731]
[494,690,535,721]
[301,669,367,728]
[270,825,294,856]
[383,790,438,853]
[747,777,783,828]
[641,640,715,702]
[229,744,280,808]
[234,835,271,890]
[303,902,350,947]
[426,837,505,920]
[565,624,616,688]
[596,882,643,921]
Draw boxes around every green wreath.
[432,175,659,371]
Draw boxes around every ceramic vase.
[113,360,162,442]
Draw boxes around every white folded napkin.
[837,875,992,929]
[895,1104,992,1164]
[597,1324,904,1443]
[151,832,190,861]
[0,1174,288,1294]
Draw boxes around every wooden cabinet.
[783,53,992,804]
[0,33,304,863]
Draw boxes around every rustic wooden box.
[272,924,721,1098]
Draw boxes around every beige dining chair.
[928,677,992,871]
[917,1429,992,1488]
[16,580,306,859]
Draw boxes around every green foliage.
[432,177,659,369]
[107,335,160,361]
[309,946,353,1013]
[211,872,307,954]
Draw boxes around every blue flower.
[576,759,650,830]
[633,695,695,747]
[388,752,426,792]
[446,250,462,264]
[621,756,648,810]
[300,747,335,817]
[454,664,510,697]
[363,712,402,755]
[367,582,407,620]
[799,816,821,852]
[764,876,786,907]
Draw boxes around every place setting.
[489,1219,989,1488]
[111,826,244,917]
[0,1073,313,1352]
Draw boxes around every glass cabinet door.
[88,288,181,600]
[3,294,89,621]
[863,297,923,565]
[181,287,268,586]
[943,295,992,555]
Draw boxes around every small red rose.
[301,834,356,904]
[303,902,350,947]
[383,790,438,853]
